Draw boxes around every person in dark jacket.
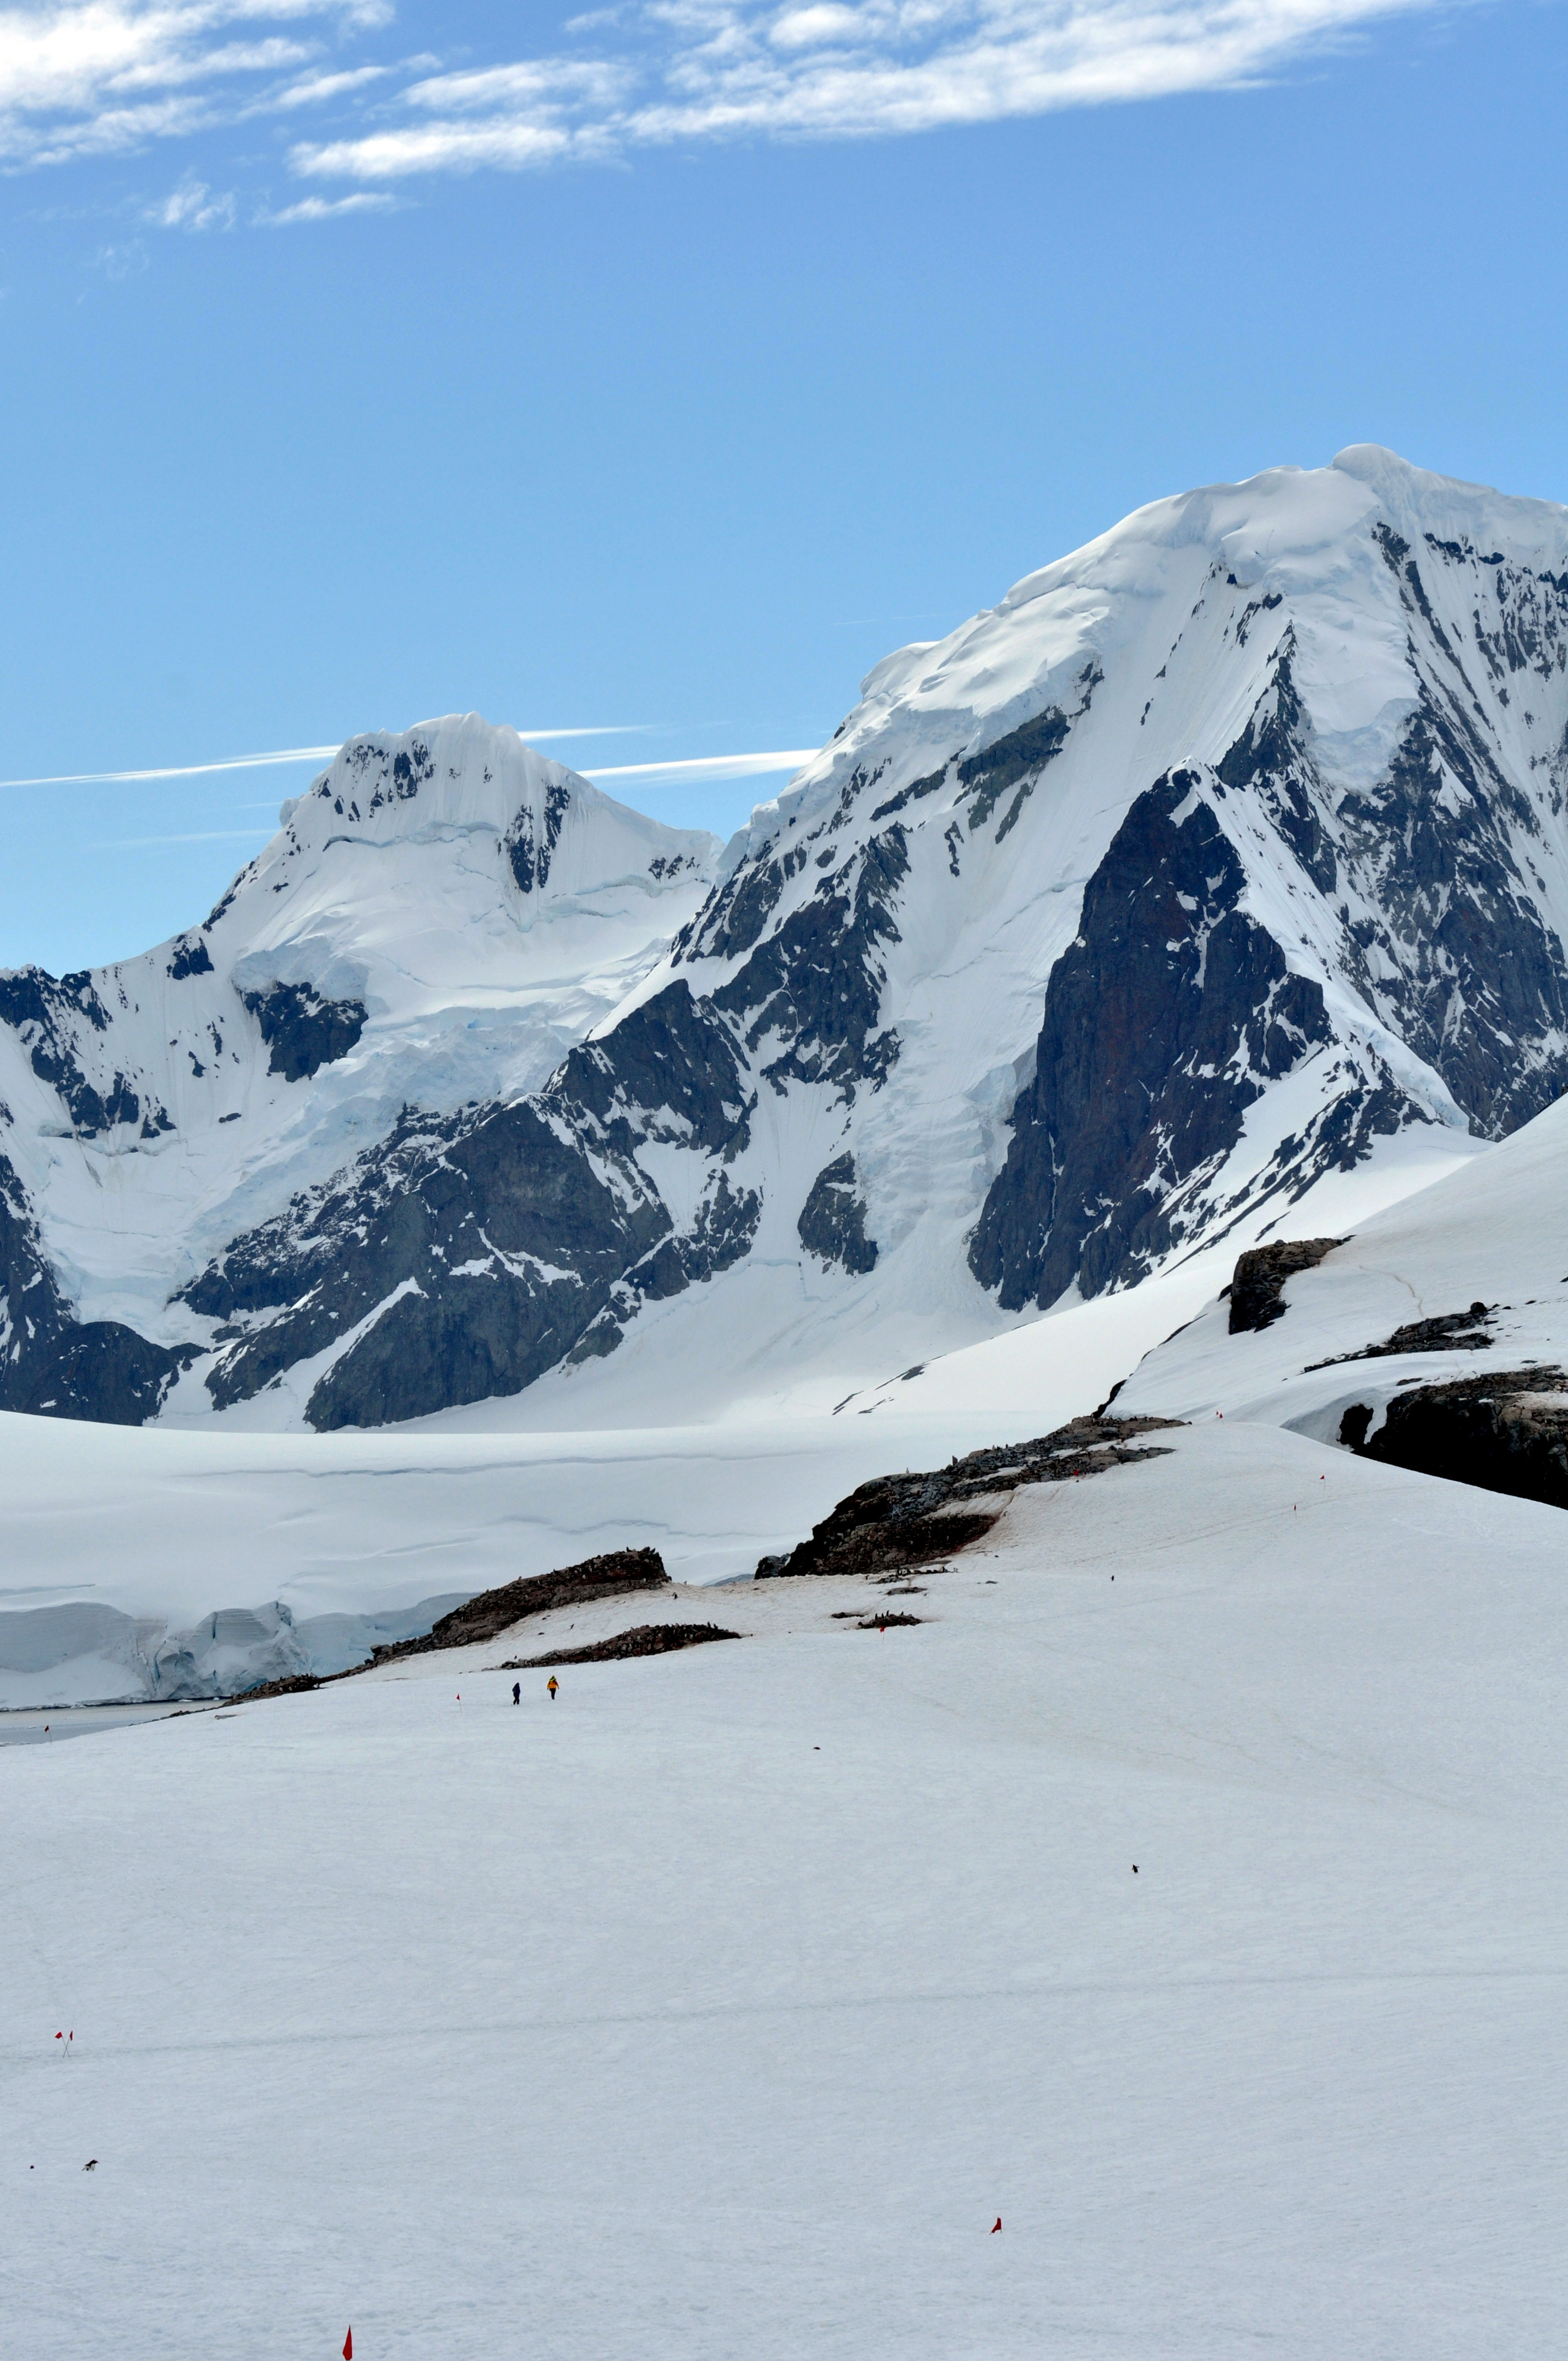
[512,1682,520,1705]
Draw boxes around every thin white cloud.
[257,184,391,219]
[90,826,275,847]
[149,173,233,225]
[290,0,1464,183]
[269,60,386,106]
[0,744,340,787]
[0,2,385,167]
[584,749,818,781]
[0,725,658,790]
[0,0,1478,192]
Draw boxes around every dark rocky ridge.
[1306,1304,1493,1369]
[0,969,167,1139]
[757,1413,1183,1577]
[1227,1238,1344,1334]
[365,1548,669,1663]
[181,982,761,1429]
[1338,1369,1568,1511]
[499,1622,738,1669]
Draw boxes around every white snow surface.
[7,1419,1567,2357]
[1112,1088,1568,1434]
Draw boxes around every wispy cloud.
[0,0,1478,197]
[0,744,340,788]
[89,825,275,848]
[257,185,391,220]
[291,0,1469,182]
[0,1,385,168]
[149,173,233,225]
[584,749,818,782]
[0,725,657,790]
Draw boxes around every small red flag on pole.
[342,2331,352,2359]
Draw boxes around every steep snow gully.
[3,446,1567,1437]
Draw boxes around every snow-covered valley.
[9,1419,1567,2359]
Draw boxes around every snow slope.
[1106,1086,1568,1439]
[8,1419,1567,2358]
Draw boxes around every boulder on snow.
[1227,1237,1344,1334]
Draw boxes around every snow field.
[7,1422,1567,2358]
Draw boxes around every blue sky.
[1,0,1564,970]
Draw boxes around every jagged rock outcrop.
[1227,1238,1346,1334]
[370,1548,671,1661]
[798,1152,878,1274]
[1306,1304,1493,1368]
[756,1415,1182,1577]
[1339,1370,1568,1510]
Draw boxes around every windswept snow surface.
[7,1422,1567,2358]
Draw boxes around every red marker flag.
[343,2332,352,2359]
[992,2217,1001,2234]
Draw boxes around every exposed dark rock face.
[0,1153,193,1422]
[166,934,214,980]
[970,775,1341,1309]
[1333,539,1568,1138]
[504,781,572,893]
[757,1413,1182,1577]
[1227,1238,1344,1334]
[501,1621,738,1669]
[0,969,151,1136]
[240,982,367,1082]
[1338,1369,1568,1510]
[184,982,760,1429]
[184,1095,672,1427]
[798,1152,878,1274]
[959,665,1099,838]
[1306,1304,1492,1369]
[710,826,907,1101]
[372,1547,669,1661]
[1336,694,1568,1137]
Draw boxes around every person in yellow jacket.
[547,1675,559,1700]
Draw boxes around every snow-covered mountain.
[4,447,1567,1432]
[0,718,721,1420]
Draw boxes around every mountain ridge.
[3,447,1566,1429]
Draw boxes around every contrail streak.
[0,726,650,791]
